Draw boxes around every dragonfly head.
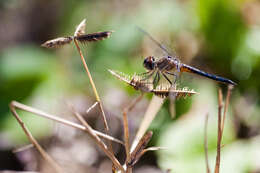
[143,56,155,70]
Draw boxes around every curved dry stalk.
[71,109,125,172]
[9,102,64,173]
[10,101,123,145]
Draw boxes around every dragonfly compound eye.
[143,56,155,70]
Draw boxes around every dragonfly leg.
[153,71,160,88]
[164,71,179,84]
[139,71,151,76]
[161,72,172,85]
[165,71,176,76]
[140,70,155,81]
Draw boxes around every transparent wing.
[136,26,180,61]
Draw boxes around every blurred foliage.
[0,0,260,172]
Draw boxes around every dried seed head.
[109,69,153,93]
[74,19,86,37]
[108,69,132,84]
[130,75,153,92]
[152,86,197,99]
[41,36,73,48]
[75,31,113,43]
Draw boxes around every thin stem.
[204,113,211,173]
[13,144,34,153]
[86,101,99,114]
[221,85,233,136]
[214,89,223,173]
[73,40,109,130]
[73,39,115,170]
[9,102,63,173]
[123,110,130,167]
[122,94,144,172]
[10,101,123,145]
[73,40,101,102]
[71,109,125,172]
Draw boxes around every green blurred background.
[0,0,260,172]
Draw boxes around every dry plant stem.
[214,89,223,173]
[13,144,34,153]
[10,101,123,145]
[204,113,211,173]
[86,101,98,114]
[9,103,63,173]
[221,85,233,136]
[0,171,39,173]
[123,94,144,164]
[122,94,144,173]
[71,110,125,172]
[127,131,153,167]
[131,96,165,152]
[73,40,108,129]
[73,39,116,169]
[123,110,131,167]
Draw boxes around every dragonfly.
[108,69,197,99]
[138,28,237,88]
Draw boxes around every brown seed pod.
[75,31,113,43]
[41,36,73,48]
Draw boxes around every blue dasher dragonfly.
[138,28,237,88]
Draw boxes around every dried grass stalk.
[10,101,123,145]
[71,109,125,172]
[214,89,223,173]
[9,102,64,173]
